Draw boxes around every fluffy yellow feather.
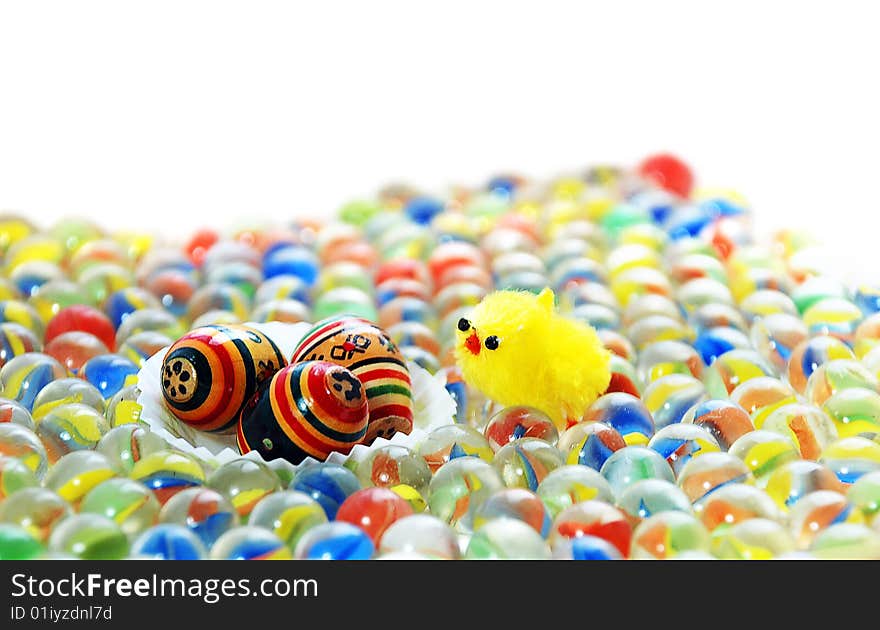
[454,287,611,430]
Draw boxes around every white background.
[1,1,878,284]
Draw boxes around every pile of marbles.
[3,153,880,560]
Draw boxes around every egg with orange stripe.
[237,361,369,465]
[291,315,414,443]
[161,325,287,432]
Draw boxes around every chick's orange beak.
[465,332,481,355]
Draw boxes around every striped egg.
[237,361,369,464]
[161,325,286,432]
[291,316,414,443]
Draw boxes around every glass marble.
[9,260,61,298]
[609,267,672,308]
[760,402,838,461]
[728,430,801,487]
[637,340,704,383]
[159,486,240,547]
[249,299,311,324]
[848,471,880,521]
[0,423,48,478]
[0,352,68,411]
[335,486,414,544]
[680,400,753,451]
[788,490,864,549]
[559,421,626,471]
[711,518,795,560]
[787,335,856,393]
[676,278,734,313]
[805,359,879,407]
[131,523,208,560]
[31,378,106,420]
[647,424,721,477]
[45,331,110,374]
[378,514,461,559]
[551,535,624,561]
[550,257,604,292]
[103,288,162,330]
[248,490,328,549]
[210,526,292,560]
[549,500,632,558]
[0,455,37,500]
[483,406,559,452]
[355,445,431,495]
[792,276,848,314]
[630,511,711,560]
[820,386,880,439]
[254,275,311,306]
[643,374,708,431]
[28,279,95,322]
[262,246,319,284]
[289,462,361,520]
[312,287,378,323]
[80,354,140,400]
[604,355,643,397]
[114,308,183,348]
[417,424,493,472]
[293,522,373,560]
[703,349,776,398]
[130,450,206,505]
[626,314,693,351]
[0,486,72,542]
[802,297,863,344]
[36,403,111,462]
[583,393,654,446]
[621,295,683,326]
[47,513,129,560]
[728,377,798,429]
[600,446,675,497]
[472,488,551,537]
[44,450,121,505]
[535,465,615,518]
[464,518,551,560]
[0,322,42,370]
[117,331,174,368]
[427,457,504,531]
[0,523,43,560]
[80,478,161,538]
[688,302,748,334]
[207,458,281,520]
[749,313,808,373]
[617,478,693,527]
[677,452,753,504]
[0,300,45,339]
[853,313,880,357]
[104,385,145,427]
[45,304,117,352]
[818,436,880,484]
[492,438,565,491]
[810,523,880,560]
[764,460,845,510]
[696,483,785,532]
[692,326,752,366]
[0,398,35,430]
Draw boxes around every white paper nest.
[136,321,458,476]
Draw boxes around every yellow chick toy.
[454,287,611,430]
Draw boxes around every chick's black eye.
[484,335,499,350]
[457,318,471,332]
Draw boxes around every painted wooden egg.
[291,315,414,443]
[237,361,369,464]
[161,325,287,432]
